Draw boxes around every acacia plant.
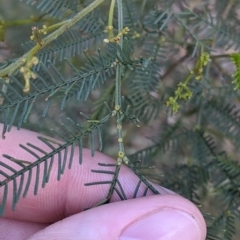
[1,0,240,239]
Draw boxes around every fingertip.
[26,195,206,240]
[120,208,204,240]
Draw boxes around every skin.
[0,125,206,240]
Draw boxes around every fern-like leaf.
[19,0,79,19]
[0,115,110,215]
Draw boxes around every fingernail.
[119,208,202,240]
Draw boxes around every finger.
[1,125,174,222]
[26,195,206,240]
[0,218,47,240]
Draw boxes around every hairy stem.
[108,0,116,39]
[115,0,125,158]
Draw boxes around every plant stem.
[210,54,232,59]
[115,0,125,158]
[115,0,123,107]
[117,0,123,48]
[108,0,116,39]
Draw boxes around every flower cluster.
[166,82,192,114]
[195,52,210,80]
[20,57,39,93]
[104,26,130,44]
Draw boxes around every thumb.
[27,194,206,240]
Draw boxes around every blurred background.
[1,1,240,239]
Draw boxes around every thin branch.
[0,0,106,78]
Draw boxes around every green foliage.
[19,0,80,19]
[231,53,240,90]
[1,0,240,239]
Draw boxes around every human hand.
[0,125,206,240]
